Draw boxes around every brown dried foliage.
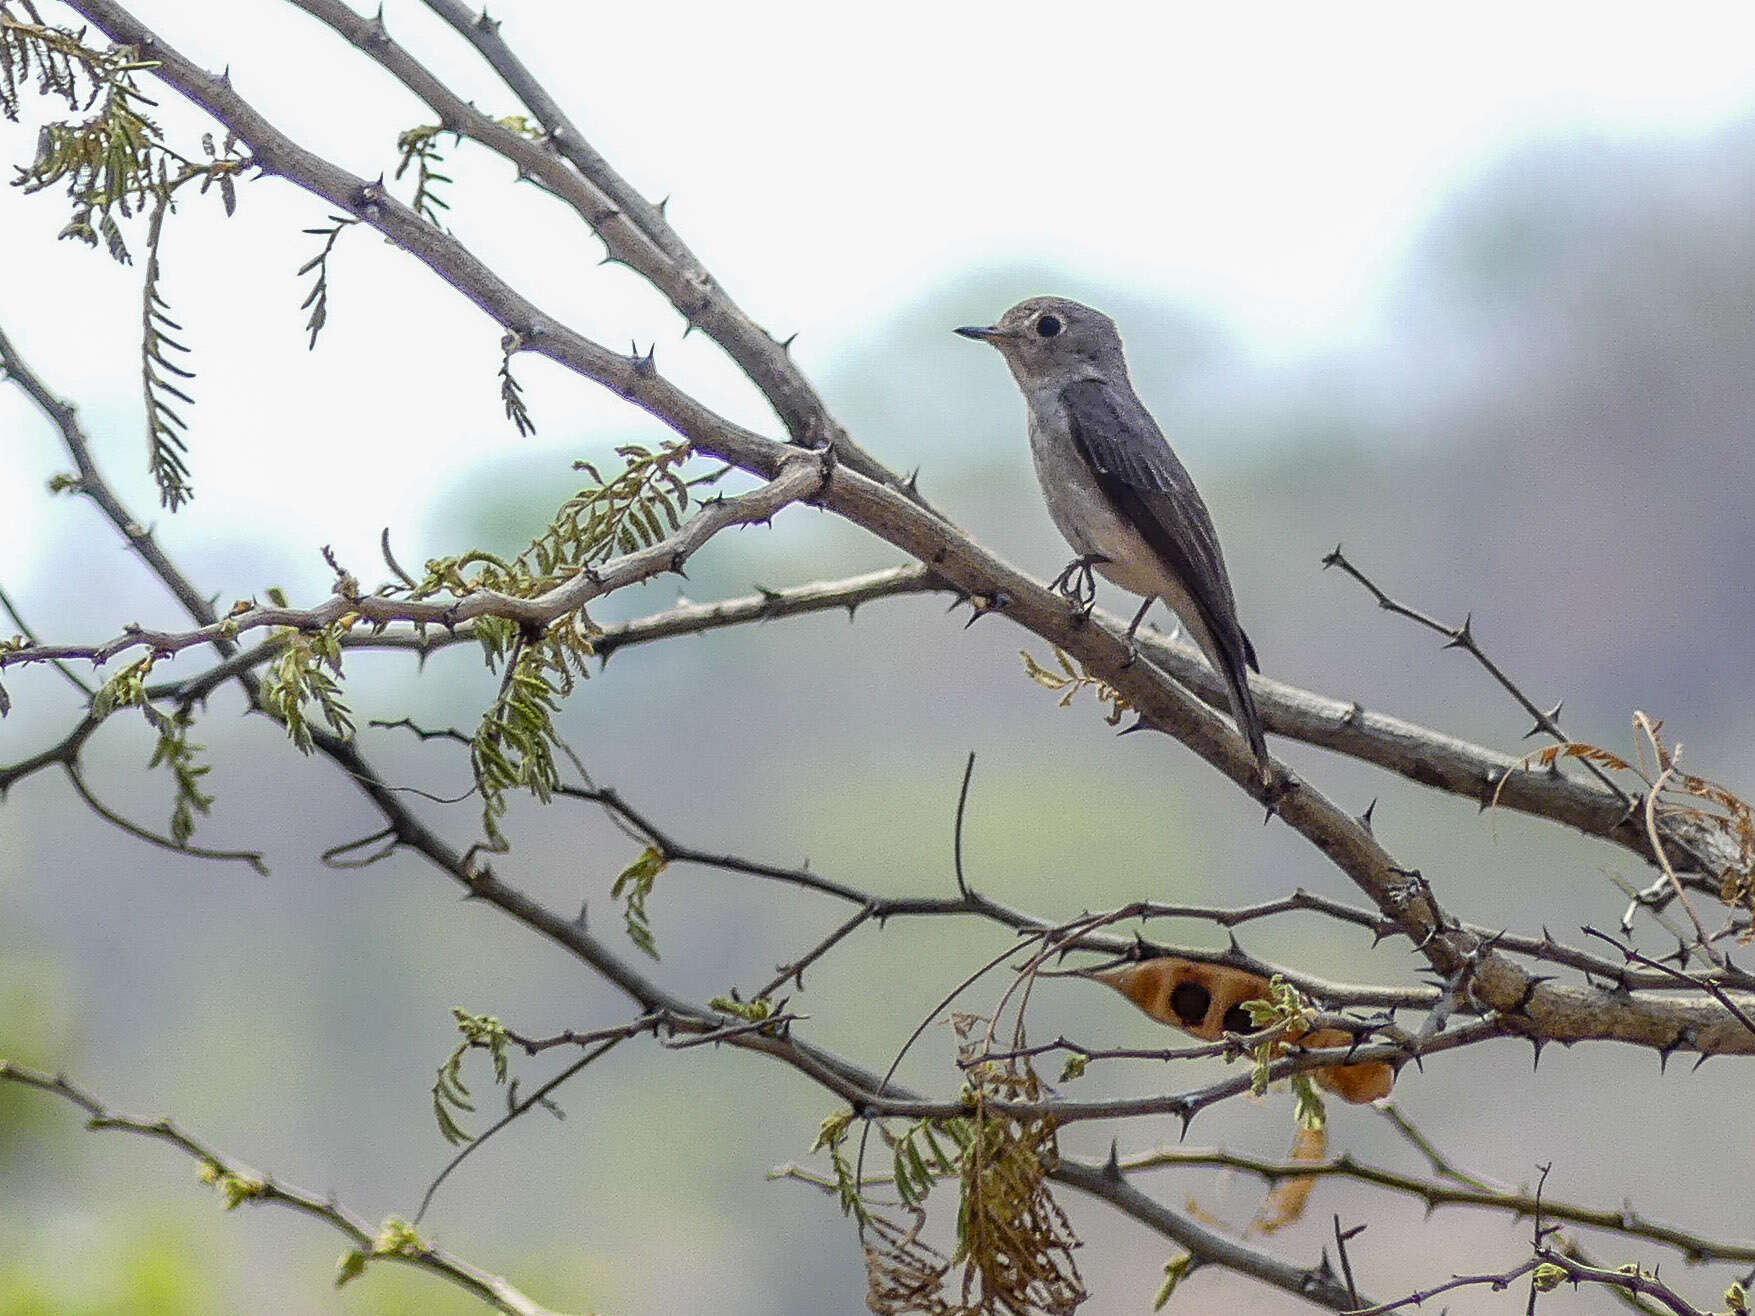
[1495,711,1755,935]
[952,1020,1085,1316]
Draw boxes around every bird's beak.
[955,324,1017,342]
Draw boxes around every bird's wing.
[1059,376,1258,672]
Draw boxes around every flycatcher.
[957,296,1271,783]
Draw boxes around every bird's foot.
[1051,554,1108,614]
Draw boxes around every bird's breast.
[1024,402,1166,599]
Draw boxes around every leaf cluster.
[5,10,173,262]
[334,1215,429,1290]
[3,11,169,255]
[7,10,249,509]
[1021,646,1134,726]
[469,638,565,852]
[260,621,356,755]
[146,705,212,846]
[1241,976,1328,1130]
[394,123,454,227]
[431,1008,509,1147]
[610,845,667,960]
[416,443,697,849]
[196,1158,266,1210]
[954,1054,1085,1315]
[814,1036,1085,1312]
[296,213,356,350]
[141,195,194,507]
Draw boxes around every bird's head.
[955,296,1126,385]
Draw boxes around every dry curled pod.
[1092,957,1394,1104]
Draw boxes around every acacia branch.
[1,455,825,672]
[1120,1145,1755,1264]
[0,1061,569,1316]
[129,563,940,706]
[292,0,915,503]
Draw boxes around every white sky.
[4,0,1755,613]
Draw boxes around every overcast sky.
[4,0,1755,614]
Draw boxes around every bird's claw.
[1051,554,1108,612]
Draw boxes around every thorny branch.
[0,1061,569,1316]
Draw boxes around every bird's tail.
[1218,647,1271,786]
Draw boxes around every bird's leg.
[1051,553,1108,616]
[1119,596,1154,667]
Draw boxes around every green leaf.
[610,845,668,960]
[1152,1252,1193,1310]
[334,1249,367,1289]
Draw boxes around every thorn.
[217,65,232,86]
[1443,613,1474,650]
[1343,700,1365,727]
[476,11,501,34]
[1657,1027,1690,1073]
[1529,1037,1544,1071]
[1103,1140,1122,1180]
[1118,715,1153,736]
[1476,769,1504,813]
[1691,1049,1716,1072]
[961,591,1010,628]
[1525,699,1564,738]
[1320,543,1344,569]
[655,195,670,216]
[1177,1103,1195,1141]
[1356,798,1377,833]
[778,331,798,353]
[903,466,921,494]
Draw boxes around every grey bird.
[956,296,1271,783]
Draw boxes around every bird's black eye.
[1035,313,1062,338]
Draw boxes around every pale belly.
[1024,406,1223,667]
[1026,411,1165,599]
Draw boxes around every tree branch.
[0,1060,570,1316]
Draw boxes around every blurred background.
[3,2,1754,1312]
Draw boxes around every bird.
[956,296,1271,784]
